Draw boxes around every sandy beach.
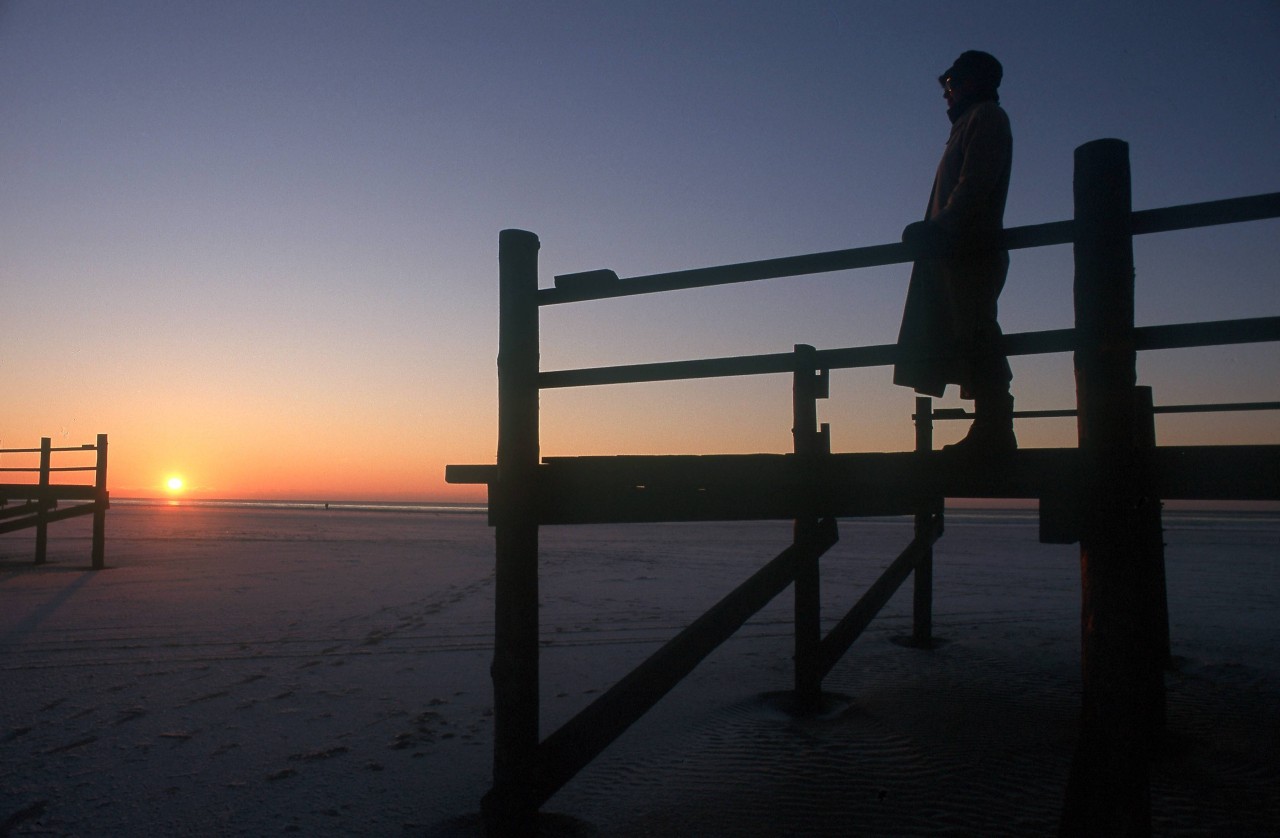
[2,503,1277,836]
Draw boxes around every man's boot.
[944,392,1017,458]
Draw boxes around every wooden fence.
[446,138,1279,836]
[0,434,109,569]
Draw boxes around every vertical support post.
[912,397,937,648]
[792,344,826,713]
[92,434,108,570]
[35,437,51,565]
[1133,387,1170,680]
[485,229,542,837]
[1061,139,1159,837]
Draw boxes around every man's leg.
[946,318,1016,456]
[942,254,1015,456]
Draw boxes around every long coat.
[894,99,1012,398]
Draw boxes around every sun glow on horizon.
[166,476,185,493]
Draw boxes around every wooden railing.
[447,138,1279,836]
[0,434,109,568]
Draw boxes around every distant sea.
[107,497,1279,529]
[112,497,487,515]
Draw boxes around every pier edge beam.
[1061,138,1163,837]
[485,229,542,837]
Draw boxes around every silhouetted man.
[893,50,1015,455]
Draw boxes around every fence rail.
[540,192,1279,306]
[539,315,1280,389]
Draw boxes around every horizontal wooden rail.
[538,316,1280,390]
[0,445,96,455]
[1154,401,1280,415]
[539,193,1279,306]
[1130,192,1280,236]
[539,350,797,389]
[541,242,909,305]
[933,400,1280,421]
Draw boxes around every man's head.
[939,50,1003,108]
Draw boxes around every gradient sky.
[2,1,1276,501]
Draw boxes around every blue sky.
[1,1,1276,499]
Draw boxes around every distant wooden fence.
[447,138,1279,836]
[0,434,109,569]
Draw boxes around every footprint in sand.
[389,707,452,752]
[287,746,350,762]
[114,707,147,725]
[45,735,97,754]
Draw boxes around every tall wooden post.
[35,438,51,565]
[485,229,542,837]
[1061,139,1161,837]
[912,397,936,648]
[92,433,108,570]
[792,344,826,712]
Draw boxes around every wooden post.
[92,434,108,570]
[1061,139,1160,837]
[792,344,826,712]
[485,229,542,837]
[912,397,936,648]
[35,437,51,565]
[1133,387,1170,689]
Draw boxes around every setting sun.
[166,476,185,492]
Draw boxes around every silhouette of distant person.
[894,50,1016,455]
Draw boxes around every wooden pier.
[1,434,110,569]
[446,139,1279,836]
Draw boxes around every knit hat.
[938,50,1003,91]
